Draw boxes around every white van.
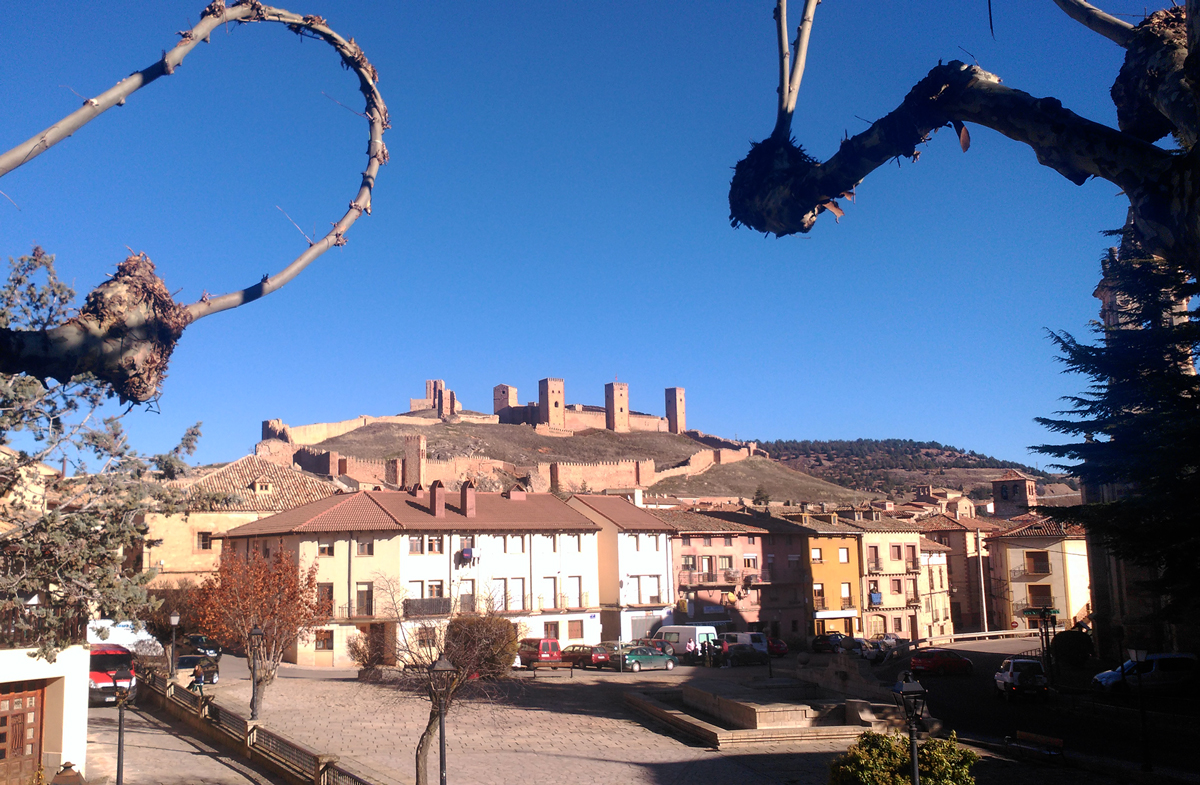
[652,625,719,659]
[718,631,769,655]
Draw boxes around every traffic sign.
[1010,621,1018,629]
[1021,608,1060,616]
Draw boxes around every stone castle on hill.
[255,377,754,494]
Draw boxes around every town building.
[912,513,1004,632]
[220,484,602,668]
[991,469,1039,519]
[912,484,976,519]
[836,513,926,640]
[987,513,1091,631]
[566,495,675,641]
[135,455,338,588]
[777,512,865,638]
[918,537,954,639]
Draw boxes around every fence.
[322,766,376,785]
[251,725,322,780]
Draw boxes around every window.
[890,544,902,561]
[682,535,691,546]
[568,620,584,639]
[791,619,799,633]
[318,538,334,557]
[543,621,560,640]
[196,532,213,551]
[723,536,733,547]
[357,538,374,556]
[893,616,904,632]
[788,554,800,570]
[510,577,525,610]
[891,579,902,594]
[1000,485,1009,500]
[428,581,444,598]
[811,548,823,563]
[417,626,437,648]
[317,583,334,614]
[409,536,424,554]
[838,547,849,563]
[702,536,712,547]
[841,582,852,598]
[428,536,444,554]
[813,583,824,598]
[718,555,733,570]
[743,555,758,570]
[315,630,333,651]
[408,581,424,599]
[460,535,475,550]
[747,535,756,545]
[682,554,696,569]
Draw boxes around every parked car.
[837,637,885,663]
[634,638,676,657]
[725,643,769,667]
[718,631,769,655]
[767,638,789,657]
[610,646,677,672]
[811,633,846,653]
[176,655,221,684]
[89,644,137,706]
[870,633,907,650]
[1091,653,1198,694]
[183,634,222,658]
[994,657,1049,700]
[516,638,562,667]
[561,644,610,670]
[910,648,973,676]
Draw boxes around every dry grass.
[649,457,879,504]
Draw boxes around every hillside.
[756,438,1054,497]
[315,422,705,466]
[649,456,877,505]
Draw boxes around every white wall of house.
[0,645,89,779]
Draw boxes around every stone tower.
[493,384,518,415]
[991,469,1036,519]
[665,387,686,434]
[403,433,427,488]
[538,378,565,430]
[605,382,630,432]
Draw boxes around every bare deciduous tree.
[729,1,1199,285]
[0,2,387,403]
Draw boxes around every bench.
[1004,731,1064,761]
[529,661,574,678]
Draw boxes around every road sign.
[1010,621,1019,629]
[1021,608,1060,617]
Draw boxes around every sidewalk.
[87,704,285,785]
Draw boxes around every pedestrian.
[686,637,696,662]
[190,662,206,696]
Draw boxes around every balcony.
[1,607,86,650]
[868,592,884,608]
[905,593,920,607]
[743,568,773,584]
[813,596,827,611]
[905,558,921,573]
[1010,564,1053,580]
[458,594,476,614]
[403,597,453,617]
[841,597,855,610]
[337,601,375,619]
[866,557,883,573]
[678,569,740,587]
[1013,596,1057,614]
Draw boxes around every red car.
[910,648,974,676]
[561,644,610,669]
[767,638,789,657]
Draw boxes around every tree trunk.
[414,705,439,785]
[250,677,265,720]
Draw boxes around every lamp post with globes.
[169,611,180,679]
[892,672,927,785]
[249,625,264,720]
[1128,648,1152,772]
[429,655,458,785]
[113,666,134,785]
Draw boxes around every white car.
[88,619,164,655]
[994,657,1048,700]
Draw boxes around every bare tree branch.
[1051,0,1136,47]
[770,0,819,143]
[0,2,388,402]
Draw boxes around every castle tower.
[425,379,445,400]
[493,384,518,415]
[665,387,686,433]
[538,378,565,430]
[605,382,629,432]
[991,469,1036,519]
[403,433,427,488]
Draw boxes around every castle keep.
[491,377,686,435]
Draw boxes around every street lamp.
[169,611,181,679]
[113,667,134,785]
[1127,648,1152,772]
[892,672,927,785]
[429,655,457,785]
[249,625,264,720]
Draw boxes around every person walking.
[190,662,206,696]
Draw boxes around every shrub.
[829,731,979,785]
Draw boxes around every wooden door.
[0,680,45,785]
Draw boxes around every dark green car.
[610,645,678,672]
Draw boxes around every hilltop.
[649,456,876,505]
[755,438,1055,498]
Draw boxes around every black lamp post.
[429,655,457,785]
[113,667,134,785]
[249,624,264,719]
[1128,648,1152,772]
[169,611,180,678]
[892,672,927,785]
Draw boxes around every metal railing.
[403,597,453,617]
[1013,596,1057,613]
[677,570,724,586]
[336,602,374,619]
[866,557,882,572]
[251,726,320,779]
[173,683,202,711]
[0,607,86,650]
[841,597,855,610]
[1010,564,1053,580]
[905,593,920,606]
[905,558,921,572]
[210,703,249,740]
[458,594,476,613]
[813,597,827,610]
[324,766,376,785]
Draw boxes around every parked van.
[651,625,719,660]
[516,638,562,667]
[718,631,769,655]
[88,619,163,655]
[89,643,136,706]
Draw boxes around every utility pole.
[976,529,989,632]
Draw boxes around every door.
[0,680,44,785]
[700,556,714,576]
[567,576,582,608]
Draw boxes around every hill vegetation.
[649,456,876,505]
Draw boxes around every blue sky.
[0,2,1158,468]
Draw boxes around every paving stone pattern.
[196,665,1144,785]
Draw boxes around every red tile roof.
[171,455,338,513]
[910,513,1004,533]
[919,536,952,553]
[221,490,600,538]
[569,495,673,532]
[647,509,767,534]
[991,514,1086,538]
[992,469,1036,482]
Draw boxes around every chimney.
[430,480,446,517]
[411,482,426,500]
[460,480,476,518]
[505,484,526,501]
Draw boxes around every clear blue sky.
[0,2,1157,468]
